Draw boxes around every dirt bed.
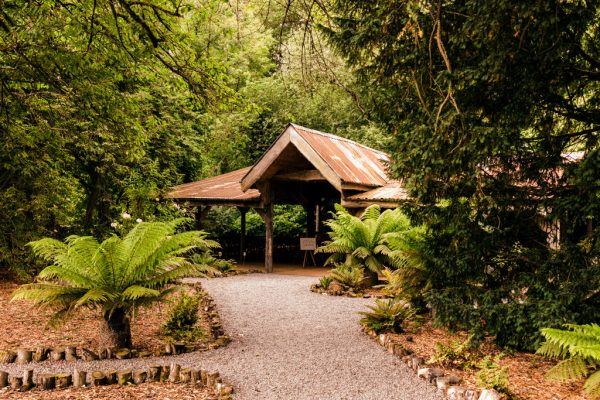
[387,320,586,400]
[0,282,213,353]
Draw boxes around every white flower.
[110,222,118,228]
[121,212,131,219]
[136,218,143,223]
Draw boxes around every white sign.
[300,237,317,251]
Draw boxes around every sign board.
[300,237,317,251]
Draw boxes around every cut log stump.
[105,370,117,385]
[115,349,131,360]
[32,347,48,362]
[81,348,98,361]
[73,369,86,387]
[91,371,107,386]
[10,376,22,390]
[64,346,78,361]
[132,370,147,384]
[16,349,32,365]
[0,350,16,364]
[117,370,132,385]
[37,374,55,390]
[179,368,191,383]
[147,365,161,382]
[160,365,170,382]
[191,369,200,384]
[49,349,65,362]
[0,371,8,388]
[168,363,180,383]
[22,369,34,390]
[55,374,72,389]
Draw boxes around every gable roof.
[166,167,260,204]
[240,124,389,191]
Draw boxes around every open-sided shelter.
[166,124,408,272]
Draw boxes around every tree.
[316,204,420,286]
[12,220,218,348]
[322,0,600,350]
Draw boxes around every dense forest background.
[1,0,598,350]
[0,0,384,276]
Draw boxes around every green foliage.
[12,219,217,346]
[538,324,600,398]
[191,252,236,276]
[359,299,417,334]
[204,205,307,239]
[317,204,423,274]
[319,276,333,290]
[429,335,479,370]
[476,355,511,396]
[323,0,600,351]
[162,293,204,343]
[330,263,365,291]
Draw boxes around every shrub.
[330,263,365,290]
[537,323,600,398]
[429,335,479,369]
[382,267,429,309]
[319,276,332,290]
[359,299,417,334]
[476,355,511,396]
[162,293,204,342]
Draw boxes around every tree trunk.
[103,308,131,349]
[362,268,379,288]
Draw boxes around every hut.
[166,124,408,272]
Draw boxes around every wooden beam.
[240,129,292,191]
[273,169,326,181]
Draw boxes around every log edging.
[0,363,234,398]
[365,328,505,400]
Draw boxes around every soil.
[0,382,219,399]
[0,282,215,353]
[386,319,587,400]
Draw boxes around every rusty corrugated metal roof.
[347,181,409,202]
[166,167,261,202]
[291,124,389,187]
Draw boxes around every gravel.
[1,274,443,400]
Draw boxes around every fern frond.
[546,357,588,381]
[584,370,600,398]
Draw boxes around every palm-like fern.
[359,298,417,334]
[537,323,600,398]
[316,204,424,286]
[330,263,365,290]
[12,219,219,348]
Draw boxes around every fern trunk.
[363,269,379,288]
[103,308,131,348]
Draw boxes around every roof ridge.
[290,123,389,158]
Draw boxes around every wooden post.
[238,207,247,263]
[264,203,273,273]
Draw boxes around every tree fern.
[12,219,217,348]
[538,324,600,398]
[317,204,426,290]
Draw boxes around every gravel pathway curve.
[2,274,443,400]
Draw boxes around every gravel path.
[2,274,442,400]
